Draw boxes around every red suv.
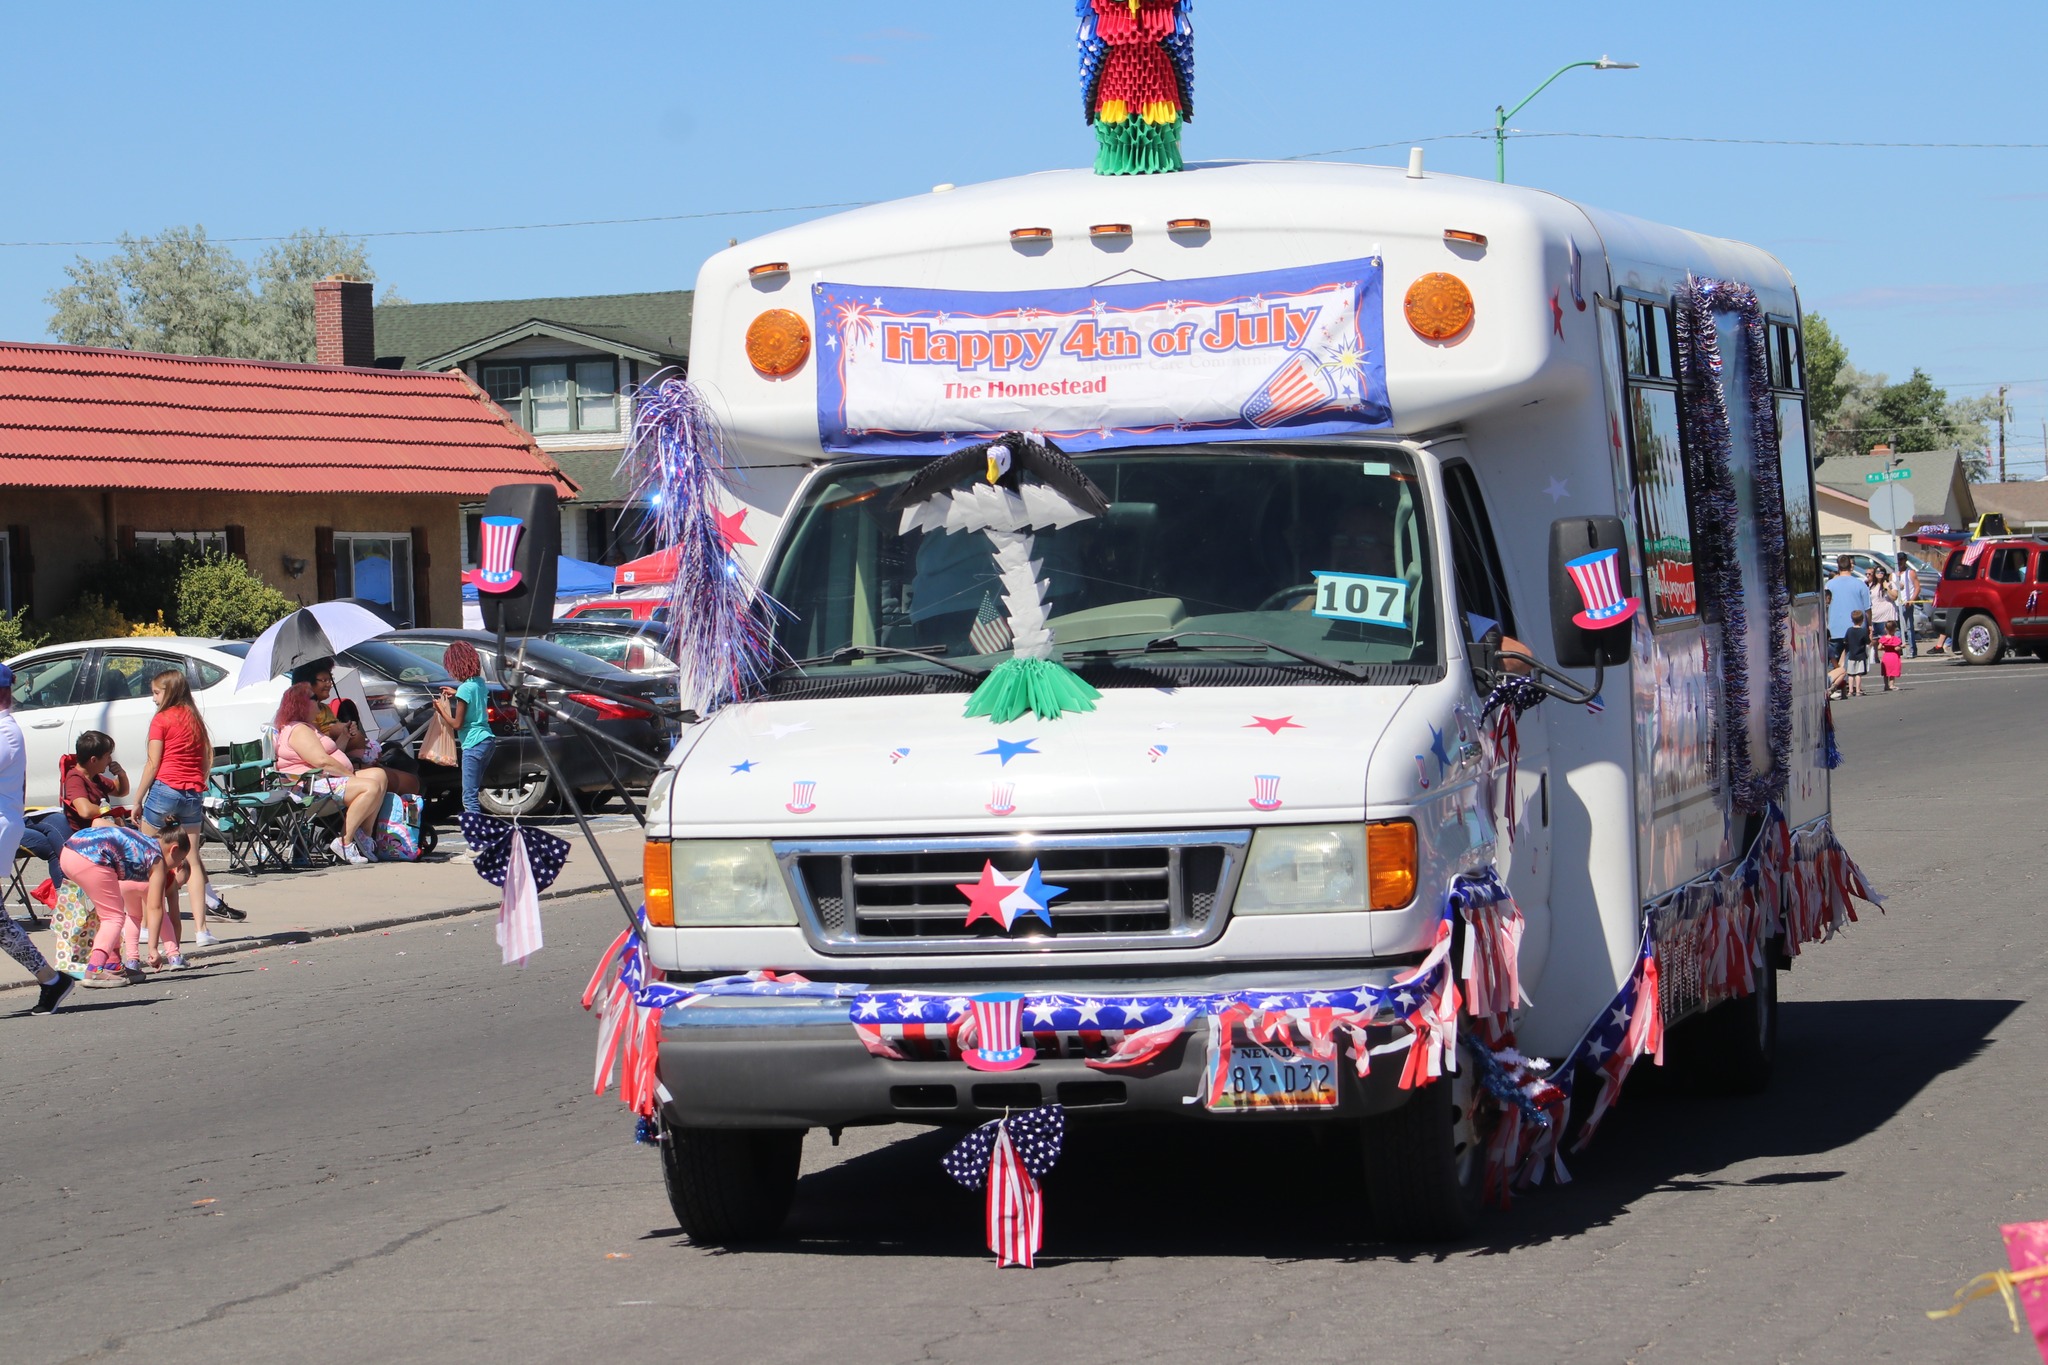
[1930,537,2048,664]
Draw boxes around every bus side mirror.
[1549,515,1637,669]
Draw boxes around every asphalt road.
[2,655,2041,1365]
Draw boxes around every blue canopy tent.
[462,555,616,602]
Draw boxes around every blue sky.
[5,1,2045,474]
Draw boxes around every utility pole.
[1997,383,2008,482]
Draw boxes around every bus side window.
[1441,462,1517,639]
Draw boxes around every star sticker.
[957,863,1023,928]
[729,759,757,774]
[1429,724,1451,778]
[766,723,811,740]
[1543,476,1570,503]
[715,505,756,549]
[1008,861,1066,928]
[979,737,1040,766]
[1245,715,1303,736]
[1549,288,1565,337]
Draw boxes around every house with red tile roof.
[0,315,573,628]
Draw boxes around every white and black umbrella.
[234,602,395,691]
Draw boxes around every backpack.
[373,793,425,863]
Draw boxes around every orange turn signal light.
[1404,272,1475,341]
[1010,226,1054,241]
[748,261,790,279]
[644,841,674,927]
[1367,819,1418,910]
[745,308,811,377]
[1443,229,1488,247]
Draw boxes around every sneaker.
[210,900,247,923]
[164,955,190,971]
[195,930,218,947]
[81,967,128,989]
[31,974,75,1014]
[331,837,369,867]
[121,961,148,984]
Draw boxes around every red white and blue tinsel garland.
[1672,277,1795,814]
[618,372,781,708]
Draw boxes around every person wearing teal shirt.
[433,642,496,814]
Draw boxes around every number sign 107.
[1310,570,1408,627]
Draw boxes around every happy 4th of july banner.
[812,256,1391,454]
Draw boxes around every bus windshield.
[764,445,1441,690]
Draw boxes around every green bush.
[45,593,132,644]
[175,550,296,640]
[0,607,46,659]
[74,540,204,627]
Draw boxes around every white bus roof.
[690,159,1799,464]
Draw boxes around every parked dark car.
[381,629,680,817]
[541,619,678,678]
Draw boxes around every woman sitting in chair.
[274,682,387,866]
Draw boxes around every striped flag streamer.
[942,1105,1065,1268]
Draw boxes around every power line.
[1512,130,2048,150]
[0,201,876,250]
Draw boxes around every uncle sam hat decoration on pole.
[465,515,525,594]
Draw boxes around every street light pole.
[1494,56,1639,183]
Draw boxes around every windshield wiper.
[1071,630,1370,681]
[767,643,982,682]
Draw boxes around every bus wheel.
[1670,963,1778,1095]
[1960,614,2005,665]
[1358,1064,1484,1242]
[659,1123,804,1245]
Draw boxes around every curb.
[2,875,643,992]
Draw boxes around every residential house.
[371,290,692,569]
[0,298,573,628]
[1812,446,1977,549]
[1965,481,2048,536]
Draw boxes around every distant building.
[370,290,692,569]
[1812,446,1977,549]
[0,310,572,627]
[1965,481,2048,536]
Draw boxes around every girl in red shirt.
[134,670,216,942]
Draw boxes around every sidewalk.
[3,815,646,989]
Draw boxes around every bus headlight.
[669,840,799,927]
[1235,825,1367,914]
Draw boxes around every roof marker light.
[1090,223,1133,238]
[1010,226,1054,241]
[745,309,811,377]
[1404,273,1475,342]
[1167,217,1210,232]
[748,261,789,279]
[1443,230,1488,247]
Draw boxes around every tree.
[46,225,390,362]
[1802,314,1848,437]
[240,229,380,363]
[47,225,251,356]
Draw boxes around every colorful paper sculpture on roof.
[1077,0,1194,175]
[890,431,1111,722]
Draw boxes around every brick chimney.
[313,275,375,367]
[1869,443,1893,458]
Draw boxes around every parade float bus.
[607,153,1865,1248]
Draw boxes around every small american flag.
[1568,937,1662,1152]
[968,590,1013,656]
[1586,692,1606,715]
[1243,349,1338,428]
[943,1106,1065,1268]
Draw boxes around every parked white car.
[2,637,286,808]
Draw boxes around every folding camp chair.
[6,844,39,929]
[207,738,298,874]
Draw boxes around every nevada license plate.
[1207,1041,1341,1113]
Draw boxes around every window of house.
[332,532,415,626]
[1620,298,1695,620]
[582,507,654,567]
[478,358,619,434]
[133,530,228,552]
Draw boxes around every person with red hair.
[432,642,495,814]
[274,682,388,865]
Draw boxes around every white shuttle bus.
[629,157,1849,1244]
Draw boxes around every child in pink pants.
[60,824,188,985]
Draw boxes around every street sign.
[1864,468,1913,484]
[1868,484,1916,532]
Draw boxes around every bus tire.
[1672,962,1777,1095]
[1959,614,2004,665]
[1358,1065,1484,1242]
[659,1124,804,1245]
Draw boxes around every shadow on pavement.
[669,996,2016,1263]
